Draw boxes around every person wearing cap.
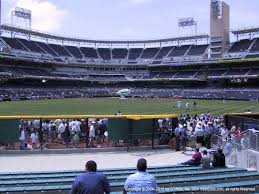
[70,160,111,194]
[123,158,157,194]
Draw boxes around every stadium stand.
[112,48,128,59]
[174,71,196,78]
[245,54,259,58]
[2,37,28,51]
[64,46,83,59]
[152,60,163,64]
[48,44,72,57]
[228,39,253,53]
[156,72,174,79]
[155,46,174,59]
[128,48,143,60]
[167,45,190,57]
[0,165,258,193]
[16,39,44,53]
[80,47,99,59]
[97,48,111,60]
[186,45,208,56]
[250,38,259,52]
[35,41,58,56]
[140,47,160,59]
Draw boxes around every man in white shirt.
[58,121,66,143]
[124,158,157,194]
[19,129,26,150]
[89,123,96,147]
[158,119,163,130]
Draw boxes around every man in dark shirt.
[70,160,111,194]
[212,149,226,167]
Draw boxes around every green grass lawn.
[0,98,258,116]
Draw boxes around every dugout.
[0,114,178,150]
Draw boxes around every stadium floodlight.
[11,7,32,30]
[178,17,197,28]
[211,0,222,18]
[178,17,197,37]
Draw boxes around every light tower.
[10,7,32,38]
[178,17,197,37]
[210,0,230,59]
[11,7,32,29]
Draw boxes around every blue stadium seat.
[0,166,200,180]
[0,168,245,186]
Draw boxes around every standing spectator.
[70,160,111,194]
[19,128,26,150]
[80,119,87,139]
[181,124,188,153]
[195,122,204,147]
[220,125,228,142]
[175,124,181,151]
[58,121,66,144]
[212,149,226,168]
[181,148,202,166]
[30,131,37,149]
[158,119,163,131]
[201,150,211,169]
[49,121,57,143]
[89,122,96,147]
[204,122,213,149]
[64,121,70,148]
[42,121,49,142]
[123,158,157,194]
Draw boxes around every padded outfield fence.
[0,114,178,151]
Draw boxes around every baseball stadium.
[0,0,259,193]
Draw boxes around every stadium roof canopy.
[231,26,259,40]
[0,24,209,46]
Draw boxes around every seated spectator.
[70,160,111,194]
[124,158,157,194]
[201,150,211,168]
[181,148,202,166]
[212,149,226,168]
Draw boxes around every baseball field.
[0,98,258,116]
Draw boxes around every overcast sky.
[1,0,259,40]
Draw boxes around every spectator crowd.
[18,118,109,150]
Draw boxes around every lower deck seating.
[0,165,258,193]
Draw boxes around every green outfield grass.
[0,98,258,116]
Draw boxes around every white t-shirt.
[20,130,25,140]
[158,119,163,128]
[31,133,37,143]
[58,123,66,133]
[89,125,95,138]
